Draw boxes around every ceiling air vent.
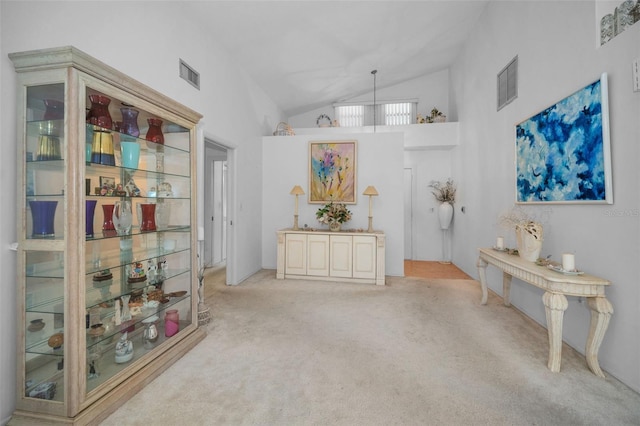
[179,59,200,90]
[497,55,518,111]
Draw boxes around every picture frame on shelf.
[309,140,357,204]
[515,73,612,204]
[99,176,115,189]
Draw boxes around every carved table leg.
[585,297,614,378]
[502,272,512,307]
[542,292,568,372]
[476,257,488,305]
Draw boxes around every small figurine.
[157,181,173,197]
[127,260,146,284]
[120,295,131,322]
[114,332,134,364]
[124,177,142,197]
[114,298,121,326]
[147,259,157,283]
[87,345,101,379]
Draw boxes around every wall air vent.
[497,55,518,111]
[179,59,200,90]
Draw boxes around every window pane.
[384,103,412,125]
[335,105,364,127]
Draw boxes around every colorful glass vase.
[85,200,98,238]
[102,204,115,231]
[29,200,58,238]
[87,94,113,130]
[43,99,65,120]
[139,203,157,231]
[164,309,179,337]
[120,107,140,137]
[90,130,115,166]
[145,118,164,144]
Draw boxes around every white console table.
[476,248,613,377]
[277,229,385,285]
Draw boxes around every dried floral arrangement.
[428,178,456,203]
[316,202,352,225]
[498,207,543,240]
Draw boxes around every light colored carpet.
[101,270,640,425]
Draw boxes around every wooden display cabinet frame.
[9,46,205,425]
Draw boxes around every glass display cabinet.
[10,46,205,424]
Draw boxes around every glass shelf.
[26,339,65,357]
[25,293,64,314]
[85,224,190,243]
[86,246,190,275]
[86,267,191,309]
[85,295,190,353]
[85,316,191,394]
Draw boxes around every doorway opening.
[204,139,228,278]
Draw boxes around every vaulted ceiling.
[187,1,489,117]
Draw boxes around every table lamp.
[290,185,305,230]
[363,185,379,232]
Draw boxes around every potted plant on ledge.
[316,201,352,232]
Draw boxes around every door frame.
[199,127,237,285]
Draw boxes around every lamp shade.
[363,186,379,196]
[290,185,305,195]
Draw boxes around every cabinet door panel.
[353,236,376,279]
[330,235,352,278]
[307,234,329,276]
[285,234,307,275]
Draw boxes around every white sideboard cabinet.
[276,229,385,285]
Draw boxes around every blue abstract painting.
[516,74,612,204]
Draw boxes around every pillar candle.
[562,253,575,271]
[496,236,504,250]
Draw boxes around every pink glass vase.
[164,309,179,337]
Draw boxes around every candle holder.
[290,185,305,230]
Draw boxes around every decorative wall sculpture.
[600,0,640,45]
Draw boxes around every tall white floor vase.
[438,202,454,264]
[438,202,454,230]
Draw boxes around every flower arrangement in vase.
[428,178,456,204]
[316,202,352,231]
[429,178,456,230]
[498,207,544,262]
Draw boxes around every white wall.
[450,1,640,392]
[283,124,459,262]
[261,132,405,277]
[288,69,451,128]
[0,2,283,422]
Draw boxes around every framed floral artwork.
[309,140,357,204]
[515,73,612,204]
